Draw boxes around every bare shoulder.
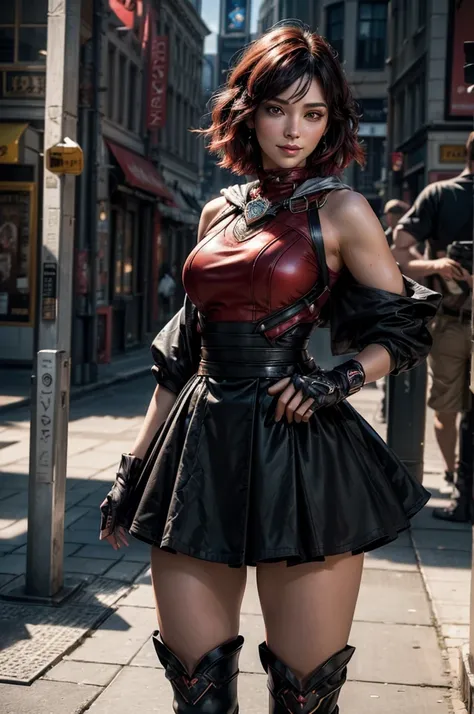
[325,189,382,245]
[197,196,228,242]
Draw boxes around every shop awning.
[0,123,28,164]
[106,140,177,206]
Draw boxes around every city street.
[0,366,470,713]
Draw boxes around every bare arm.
[393,226,469,280]
[130,195,228,458]
[335,191,405,384]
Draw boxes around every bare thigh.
[257,553,364,679]
[151,548,247,672]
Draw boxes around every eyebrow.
[269,97,328,109]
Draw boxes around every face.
[249,76,329,171]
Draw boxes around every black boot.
[152,631,244,713]
[259,642,355,713]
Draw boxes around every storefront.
[0,122,42,364]
[105,140,177,355]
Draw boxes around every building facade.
[387,0,473,204]
[258,0,320,34]
[318,0,389,213]
[0,0,209,379]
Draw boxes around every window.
[0,0,47,64]
[117,54,127,125]
[107,44,116,119]
[128,63,138,132]
[353,136,384,193]
[356,2,388,70]
[401,0,409,40]
[417,0,427,28]
[326,3,345,62]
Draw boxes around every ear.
[246,118,255,130]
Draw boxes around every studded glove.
[99,454,143,539]
[292,359,366,413]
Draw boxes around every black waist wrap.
[197,322,315,378]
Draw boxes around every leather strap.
[308,205,329,292]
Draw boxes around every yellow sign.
[0,123,28,164]
[46,138,84,176]
[439,144,465,164]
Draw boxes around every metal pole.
[25,0,82,601]
[386,362,428,483]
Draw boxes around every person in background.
[393,132,473,522]
[374,199,411,423]
[383,199,410,247]
[158,263,176,320]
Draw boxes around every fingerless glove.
[291,358,366,412]
[99,454,143,539]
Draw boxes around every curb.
[0,364,150,416]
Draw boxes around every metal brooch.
[244,196,272,226]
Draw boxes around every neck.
[256,166,313,202]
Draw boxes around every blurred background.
[0,0,472,385]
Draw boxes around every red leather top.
[182,168,340,329]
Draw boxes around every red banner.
[448,0,474,117]
[147,34,169,130]
[109,0,136,29]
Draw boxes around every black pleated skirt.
[130,368,430,567]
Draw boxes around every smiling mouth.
[277,145,303,153]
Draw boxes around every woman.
[100,22,439,714]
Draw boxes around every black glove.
[291,358,366,412]
[99,454,143,539]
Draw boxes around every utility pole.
[24,0,82,601]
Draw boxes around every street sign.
[46,138,84,175]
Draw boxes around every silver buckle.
[288,196,309,213]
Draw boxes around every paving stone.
[121,544,152,563]
[423,565,472,584]
[0,679,102,714]
[0,518,28,540]
[411,504,471,532]
[72,577,131,608]
[67,606,154,665]
[350,621,449,687]
[418,548,471,575]
[104,560,147,583]
[441,624,469,641]
[64,528,104,546]
[129,637,159,668]
[43,659,121,687]
[364,546,418,572]
[0,601,109,684]
[355,570,431,625]
[0,554,25,575]
[73,545,126,561]
[0,489,21,502]
[239,613,266,673]
[428,579,470,605]
[241,568,261,615]
[433,602,469,625]
[413,529,472,552]
[65,507,95,529]
[88,667,268,713]
[68,451,119,470]
[339,681,451,714]
[13,542,81,557]
[119,584,154,609]
[0,573,19,589]
[0,542,17,553]
[64,557,117,576]
[67,438,104,456]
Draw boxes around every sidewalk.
[0,375,471,713]
[0,345,154,412]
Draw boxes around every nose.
[284,122,300,140]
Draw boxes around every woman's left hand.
[267,377,315,423]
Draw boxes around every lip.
[277,145,303,155]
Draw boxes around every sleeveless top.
[182,168,345,337]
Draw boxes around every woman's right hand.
[100,497,129,550]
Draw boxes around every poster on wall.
[448,0,474,117]
[224,0,248,33]
[0,182,37,326]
